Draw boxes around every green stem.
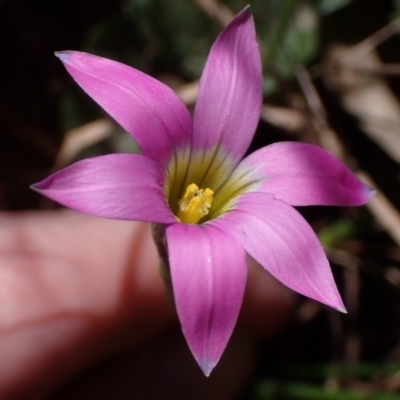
[152,223,175,307]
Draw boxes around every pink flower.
[33,7,373,375]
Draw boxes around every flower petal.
[32,154,176,223]
[166,223,247,375]
[241,142,374,206]
[210,192,345,311]
[56,51,192,166]
[192,6,262,163]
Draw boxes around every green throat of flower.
[166,148,258,225]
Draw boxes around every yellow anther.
[177,183,214,224]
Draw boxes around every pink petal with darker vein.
[33,154,175,224]
[241,142,374,206]
[210,192,346,311]
[166,223,247,375]
[56,51,192,166]
[192,7,262,166]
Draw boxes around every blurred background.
[2,0,400,398]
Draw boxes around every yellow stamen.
[177,183,214,224]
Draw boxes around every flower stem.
[152,223,175,307]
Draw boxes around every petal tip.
[30,181,44,193]
[197,357,217,377]
[240,4,251,17]
[335,304,347,314]
[55,50,72,63]
[321,292,347,314]
[30,177,51,192]
[232,5,253,26]
[363,184,376,202]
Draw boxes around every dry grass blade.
[192,0,234,27]
[53,119,116,171]
[357,171,400,247]
[296,65,400,247]
[261,105,307,133]
[323,45,400,163]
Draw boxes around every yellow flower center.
[177,183,214,224]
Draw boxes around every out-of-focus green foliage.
[254,362,400,399]
[255,381,400,400]
[252,363,400,400]
[82,0,354,95]
[86,0,219,76]
[313,0,353,15]
[319,217,360,247]
[392,0,400,15]
[318,214,373,247]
